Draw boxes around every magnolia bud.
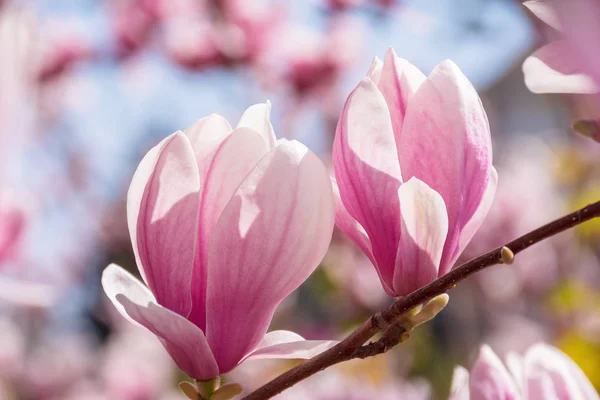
[404,294,449,329]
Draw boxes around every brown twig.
[242,200,600,400]
[352,322,408,359]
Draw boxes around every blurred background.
[0,0,599,399]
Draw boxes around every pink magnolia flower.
[554,0,600,99]
[333,48,496,297]
[522,0,599,95]
[102,103,336,381]
[449,343,599,400]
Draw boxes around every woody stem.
[242,200,600,400]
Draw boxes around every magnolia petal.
[102,264,156,326]
[393,178,448,296]
[254,330,306,349]
[184,113,233,185]
[118,297,219,381]
[189,127,268,330]
[449,366,470,400]
[506,352,525,394]
[470,345,519,400]
[102,264,219,380]
[206,140,335,374]
[555,0,600,97]
[378,48,426,140]
[127,132,199,316]
[334,177,394,295]
[331,179,374,262]
[333,78,402,287]
[525,344,599,400]
[449,167,498,273]
[523,0,561,30]
[366,56,383,85]
[237,102,277,149]
[242,340,338,363]
[523,41,598,94]
[399,60,492,275]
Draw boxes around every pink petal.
[242,340,338,363]
[102,264,219,380]
[205,140,335,374]
[253,330,306,348]
[189,127,268,330]
[453,167,498,268]
[184,114,233,184]
[523,0,561,30]
[393,178,448,296]
[366,57,383,84]
[398,60,492,275]
[449,366,470,400]
[523,41,598,94]
[102,263,156,325]
[241,330,336,363]
[525,344,599,400]
[470,345,519,400]
[506,352,525,394]
[555,0,600,97]
[331,179,375,264]
[127,132,199,317]
[0,207,25,263]
[236,102,277,149]
[333,78,402,288]
[378,48,426,141]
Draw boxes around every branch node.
[400,331,411,342]
[372,313,391,330]
[500,246,515,265]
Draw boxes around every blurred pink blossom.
[100,326,175,399]
[0,206,25,264]
[450,343,599,400]
[108,0,162,56]
[522,0,599,95]
[229,357,430,400]
[333,48,495,297]
[554,0,600,104]
[0,7,38,152]
[463,140,567,301]
[259,17,363,97]
[102,104,336,380]
[275,370,430,400]
[158,0,283,69]
[323,232,390,310]
[218,0,283,63]
[20,335,95,398]
[37,34,91,83]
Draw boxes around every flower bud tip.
[500,246,514,264]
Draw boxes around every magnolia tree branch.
[241,200,600,400]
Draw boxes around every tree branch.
[352,322,408,359]
[242,200,600,400]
